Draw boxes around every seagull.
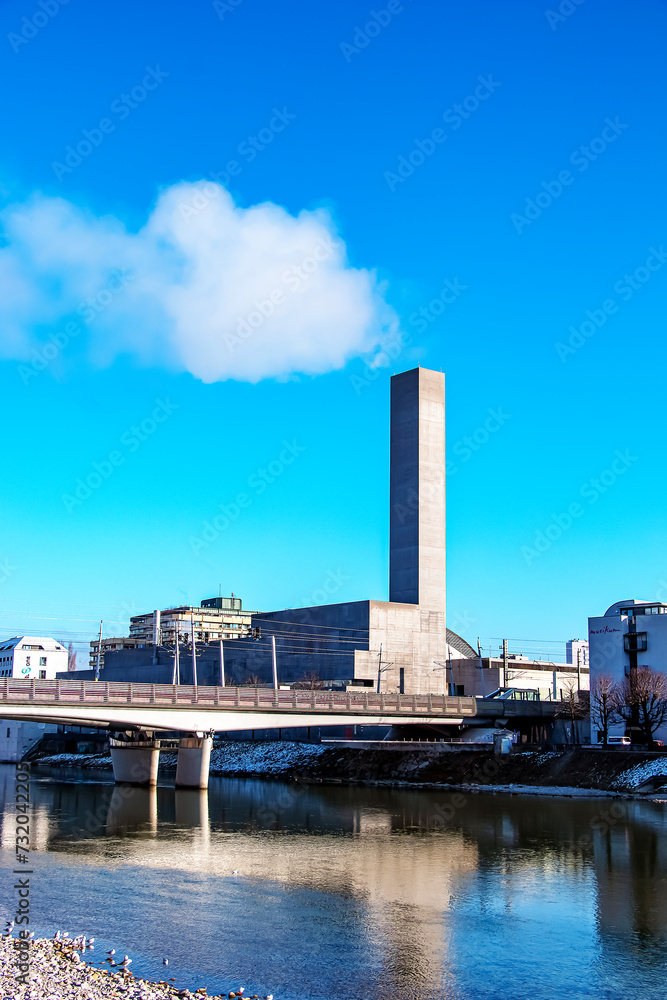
[163,958,169,966]
[87,938,95,947]
[231,870,239,875]
[119,956,132,968]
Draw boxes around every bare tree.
[67,641,77,672]
[590,673,620,744]
[617,667,667,746]
[556,679,588,744]
[293,671,324,690]
[243,674,263,687]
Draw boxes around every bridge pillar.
[175,734,213,789]
[109,735,161,786]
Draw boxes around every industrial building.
[76,367,477,694]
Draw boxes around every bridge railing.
[0,678,477,717]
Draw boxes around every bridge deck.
[0,678,477,720]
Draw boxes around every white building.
[588,599,667,742]
[566,638,589,669]
[0,636,65,761]
[0,721,57,763]
[128,597,254,646]
[0,636,67,679]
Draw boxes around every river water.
[0,764,665,999]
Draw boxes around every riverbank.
[33,743,667,795]
[0,936,256,999]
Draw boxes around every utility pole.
[376,644,392,693]
[271,635,278,690]
[191,612,198,692]
[219,636,225,687]
[477,637,486,698]
[577,647,581,694]
[95,620,103,681]
[502,638,508,690]
[173,622,180,685]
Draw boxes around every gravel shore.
[0,936,264,999]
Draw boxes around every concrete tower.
[389,367,446,618]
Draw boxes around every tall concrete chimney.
[389,368,445,616]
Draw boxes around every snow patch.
[612,758,667,789]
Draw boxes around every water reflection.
[0,765,664,1000]
[106,785,158,835]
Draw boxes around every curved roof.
[446,628,477,659]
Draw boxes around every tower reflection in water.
[1,766,665,1000]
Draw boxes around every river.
[0,764,665,999]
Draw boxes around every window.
[6,728,10,738]
[39,670,46,679]
[624,632,648,652]
[39,656,47,666]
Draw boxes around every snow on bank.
[35,742,328,775]
[208,741,327,774]
[612,757,667,789]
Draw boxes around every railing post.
[380,693,385,712]
[364,692,369,712]
[80,682,85,702]
[104,682,109,703]
[215,687,220,706]
[150,684,156,704]
[346,691,351,711]
[56,679,61,702]
[30,679,36,700]
[255,687,260,708]
[412,695,417,713]
[235,686,241,708]
[127,684,133,703]
[428,694,433,713]
[293,690,297,709]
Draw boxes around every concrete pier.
[175,734,213,789]
[109,735,161,786]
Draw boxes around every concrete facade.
[389,368,446,616]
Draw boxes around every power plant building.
[76,368,477,693]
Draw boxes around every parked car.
[606,736,632,746]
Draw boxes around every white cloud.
[0,182,398,382]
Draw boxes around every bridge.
[1,678,559,788]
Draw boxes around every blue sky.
[0,0,665,662]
